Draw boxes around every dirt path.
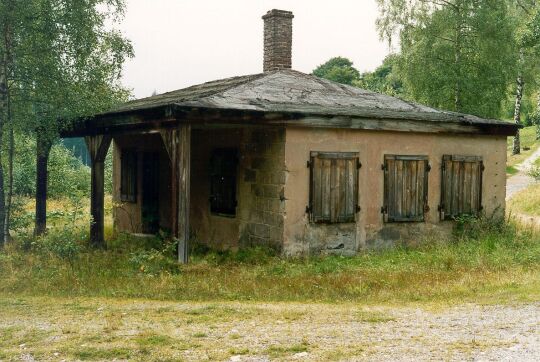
[1,297,539,361]
[506,147,540,200]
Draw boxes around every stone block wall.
[238,128,286,250]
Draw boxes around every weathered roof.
[67,69,518,136]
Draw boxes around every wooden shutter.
[309,152,359,223]
[120,149,137,202]
[440,155,483,220]
[383,155,429,222]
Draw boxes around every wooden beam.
[177,124,191,264]
[85,135,112,248]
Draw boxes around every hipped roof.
[64,69,519,137]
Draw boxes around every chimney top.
[262,9,294,72]
[262,9,294,20]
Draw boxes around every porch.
[75,118,287,263]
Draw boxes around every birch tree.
[0,0,132,242]
[511,0,540,152]
[376,0,516,119]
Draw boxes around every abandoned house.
[63,9,518,262]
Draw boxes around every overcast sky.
[119,0,391,99]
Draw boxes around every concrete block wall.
[238,128,286,250]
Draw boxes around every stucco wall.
[283,127,507,256]
[190,129,242,249]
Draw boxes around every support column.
[85,135,112,248]
[161,124,190,264]
[177,125,191,263]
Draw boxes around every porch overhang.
[60,103,520,138]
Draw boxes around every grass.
[506,165,519,175]
[508,182,540,216]
[507,125,540,173]
[1,218,540,305]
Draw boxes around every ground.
[1,297,539,361]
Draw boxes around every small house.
[63,9,518,262]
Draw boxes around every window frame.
[308,151,360,224]
[382,154,430,223]
[209,148,239,217]
[120,148,138,203]
[439,155,484,220]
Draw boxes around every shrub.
[128,238,180,275]
[528,165,540,181]
[36,229,84,268]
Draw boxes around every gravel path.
[222,303,540,362]
[1,297,539,361]
[507,147,540,200]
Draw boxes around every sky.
[118,0,391,99]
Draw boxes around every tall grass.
[1,218,539,304]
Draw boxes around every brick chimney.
[262,9,294,72]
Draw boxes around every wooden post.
[85,135,112,248]
[177,124,191,263]
[160,125,190,264]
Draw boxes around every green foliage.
[6,0,134,141]
[9,134,90,198]
[313,57,360,85]
[377,0,517,118]
[128,238,180,275]
[34,230,84,267]
[527,165,540,181]
[357,54,404,96]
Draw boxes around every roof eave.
[60,104,520,138]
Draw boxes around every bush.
[128,238,180,275]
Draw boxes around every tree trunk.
[536,92,540,140]
[2,0,13,243]
[34,135,52,236]
[4,78,13,241]
[0,53,6,248]
[513,73,524,155]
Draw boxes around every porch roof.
[62,69,519,137]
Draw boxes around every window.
[382,155,429,222]
[308,152,360,223]
[210,148,238,216]
[120,149,137,202]
[440,155,483,220]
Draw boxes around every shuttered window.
[383,155,429,222]
[440,155,483,220]
[308,152,360,223]
[210,148,238,216]
[120,149,137,203]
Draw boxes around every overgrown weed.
[1,216,539,304]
